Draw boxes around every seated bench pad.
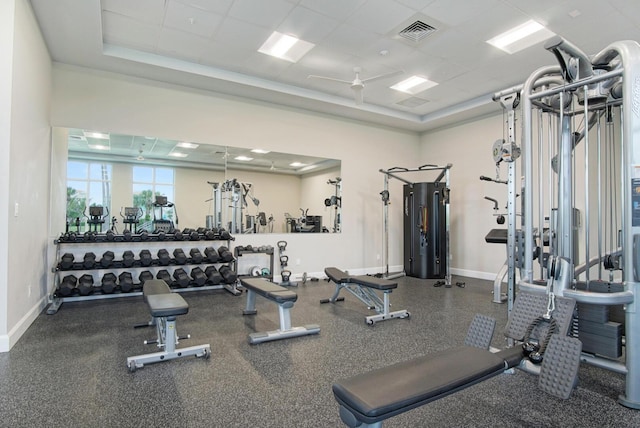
[241,278,297,304]
[333,346,507,422]
[143,279,172,303]
[325,267,351,284]
[324,267,397,290]
[146,293,189,318]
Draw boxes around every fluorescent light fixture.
[251,149,271,154]
[486,20,555,54]
[177,142,199,149]
[84,131,109,139]
[391,75,438,95]
[290,162,306,167]
[235,156,254,161]
[258,31,315,62]
[169,152,188,158]
[299,165,318,172]
[88,144,110,151]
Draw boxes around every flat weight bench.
[322,267,409,325]
[241,277,320,344]
[127,280,211,371]
[333,291,583,427]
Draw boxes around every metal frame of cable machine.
[497,36,640,409]
[379,164,452,285]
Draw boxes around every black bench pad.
[143,280,171,303]
[333,346,521,424]
[485,228,507,244]
[325,267,397,290]
[146,293,189,318]
[241,278,297,304]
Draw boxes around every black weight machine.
[324,177,342,233]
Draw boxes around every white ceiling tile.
[277,6,341,43]
[163,0,224,38]
[296,46,356,75]
[199,41,254,72]
[345,0,417,35]
[212,16,272,51]
[102,11,161,51]
[299,0,367,21]
[395,0,437,11]
[101,0,167,25]
[240,53,295,79]
[420,0,503,26]
[321,23,381,57]
[156,27,211,61]
[175,0,234,15]
[228,0,296,28]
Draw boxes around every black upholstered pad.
[485,228,508,244]
[143,280,171,302]
[325,267,350,284]
[333,346,509,423]
[350,275,397,290]
[240,278,297,303]
[146,293,189,317]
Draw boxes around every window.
[132,166,175,227]
[66,161,112,231]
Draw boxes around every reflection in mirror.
[62,128,341,234]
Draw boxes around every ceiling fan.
[308,67,403,105]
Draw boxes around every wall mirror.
[60,128,342,234]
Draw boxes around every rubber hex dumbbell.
[101,273,117,294]
[83,252,97,269]
[119,272,134,293]
[100,250,115,268]
[59,253,75,270]
[173,268,190,288]
[138,271,154,286]
[190,267,206,287]
[219,265,237,284]
[139,249,153,267]
[156,269,172,285]
[122,250,135,268]
[205,266,223,285]
[77,274,95,296]
[58,274,77,297]
[217,246,233,262]
[189,248,203,264]
[173,248,187,265]
[157,249,171,266]
[204,247,219,263]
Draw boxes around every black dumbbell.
[219,265,237,284]
[173,229,184,241]
[139,230,149,241]
[187,229,200,241]
[83,252,97,269]
[100,250,115,268]
[139,249,153,267]
[204,247,219,263]
[219,229,231,240]
[139,271,154,286]
[59,253,75,270]
[77,274,94,296]
[217,246,233,262]
[157,249,171,266]
[189,248,203,264]
[123,229,133,241]
[58,274,77,297]
[173,268,190,288]
[119,272,135,293]
[190,267,206,287]
[156,269,172,284]
[157,230,167,241]
[205,266,223,285]
[101,273,117,294]
[83,231,97,242]
[173,248,187,265]
[105,230,116,241]
[122,250,135,268]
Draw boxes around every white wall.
[51,66,420,279]
[0,0,52,352]
[421,114,507,280]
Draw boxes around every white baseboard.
[0,295,48,353]
[450,268,497,281]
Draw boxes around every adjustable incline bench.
[241,277,320,344]
[127,280,211,371]
[332,290,582,427]
[323,267,409,325]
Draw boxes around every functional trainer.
[240,277,320,344]
[127,280,210,371]
[322,267,409,325]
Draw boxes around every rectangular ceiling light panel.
[486,20,555,54]
[258,31,315,62]
[391,75,438,95]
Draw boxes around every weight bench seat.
[334,346,523,427]
[322,267,408,325]
[142,279,172,301]
[240,278,320,344]
[146,293,189,318]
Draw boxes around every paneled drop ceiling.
[30,0,640,132]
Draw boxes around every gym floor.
[1,275,639,427]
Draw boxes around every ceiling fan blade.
[307,75,353,84]
[361,69,404,84]
[352,85,364,105]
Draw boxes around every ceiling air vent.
[398,20,437,43]
[396,97,429,108]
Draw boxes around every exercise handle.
[479,175,492,181]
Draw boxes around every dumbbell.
[173,229,184,241]
[139,249,153,267]
[219,228,231,240]
[244,245,253,252]
[105,230,116,241]
[173,268,190,288]
[122,250,135,268]
[101,273,117,294]
[173,248,187,265]
[139,271,154,286]
[123,229,133,241]
[100,250,115,268]
[217,246,233,262]
[157,230,167,241]
[219,265,237,284]
[139,230,149,241]
[83,252,97,269]
[190,267,207,287]
[205,266,223,285]
[59,253,75,270]
[186,229,200,241]
[58,274,77,297]
[157,249,171,266]
[77,274,94,296]
[156,269,172,285]
[204,247,219,263]
[189,248,203,264]
[83,231,97,242]
[119,272,135,293]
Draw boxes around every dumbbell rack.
[48,232,240,314]
[234,246,275,280]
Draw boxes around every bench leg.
[243,289,258,315]
[320,283,346,304]
[365,291,410,325]
[248,301,320,344]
